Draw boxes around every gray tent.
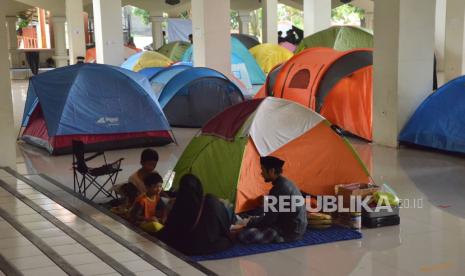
[156,67,245,127]
[231,34,260,49]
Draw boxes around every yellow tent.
[249,43,293,74]
[123,51,173,72]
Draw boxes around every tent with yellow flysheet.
[249,43,293,74]
[121,51,173,72]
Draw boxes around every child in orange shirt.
[130,173,166,233]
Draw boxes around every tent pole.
[170,130,178,146]
[16,127,24,141]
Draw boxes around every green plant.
[250,8,262,40]
[179,10,190,19]
[133,7,150,25]
[331,4,365,25]
[230,10,239,31]
[17,16,29,31]
[278,4,303,29]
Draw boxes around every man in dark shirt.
[238,156,307,244]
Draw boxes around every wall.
[9,49,56,69]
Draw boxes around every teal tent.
[182,37,266,85]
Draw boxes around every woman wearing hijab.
[158,174,233,255]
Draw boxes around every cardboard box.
[335,183,380,208]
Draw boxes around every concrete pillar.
[66,0,86,64]
[304,0,332,36]
[238,10,251,35]
[6,16,19,68]
[443,0,465,82]
[0,14,17,168]
[37,8,47,48]
[51,16,68,67]
[92,0,124,65]
[191,0,231,76]
[373,0,435,147]
[150,15,164,50]
[434,0,446,72]
[262,0,278,44]
[6,16,17,50]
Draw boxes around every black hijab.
[161,174,203,236]
[159,174,233,255]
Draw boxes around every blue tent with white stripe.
[182,37,265,85]
[147,65,192,98]
[149,66,245,127]
[399,75,465,154]
[21,63,173,155]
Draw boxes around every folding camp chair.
[72,140,124,201]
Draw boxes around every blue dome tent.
[146,65,192,98]
[182,37,266,85]
[21,63,173,155]
[399,75,465,154]
[138,67,165,79]
[150,67,245,127]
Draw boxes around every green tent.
[157,41,191,62]
[295,26,373,53]
[173,131,248,205]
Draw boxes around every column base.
[53,55,69,67]
[8,49,21,68]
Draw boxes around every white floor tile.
[9,255,55,270]
[171,266,206,276]
[34,228,67,238]
[62,252,103,266]
[121,259,158,273]
[0,244,43,259]
[21,220,55,230]
[0,228,22,239]
[20,266,67,276]
[106,250,142,263]
[0,236,32,250]
[42,235,77,247]
[134,270,166,276]
[0,170,12,178]
[14,213,45,224]
[52,244,89,256]
[74,262,116,275]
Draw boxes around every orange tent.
[255,47,373,141]
[173,97,371,213]
[85,46,142,63]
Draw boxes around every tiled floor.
[4,76,465,275]
[0,168,208,275]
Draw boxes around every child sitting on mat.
[110,182,139,219]
[129,149,160,195]
[129,173,166,233]
[110,149,160,217]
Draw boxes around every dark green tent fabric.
[157,41,191,62]
[296,26,373,53]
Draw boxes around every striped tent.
[173,97,370,213]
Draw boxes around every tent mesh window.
[289,69,311,89]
